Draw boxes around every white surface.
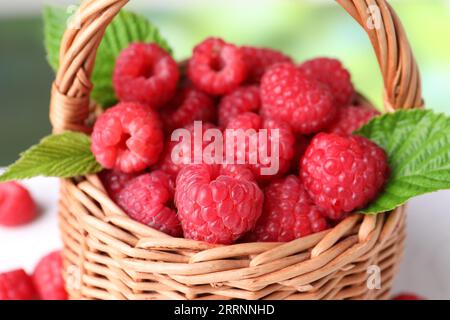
[1,177,449,299]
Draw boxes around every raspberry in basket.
[99,170,140,201]
[299,57,355,108]
[113,43,179,109]
[160,86,216,132]
[218,85,261,128]
[241,46,293,83]
[225,112,295,180]
[33,250,67,300]
[0,181,37,227]
[326,105,380,135]
[117,170,182,237]
[187,38,247,95]
[261,63,337,134]
[0,269,36,300]
[301,133,389,220]
[246,175,328,242]
[155,122,218,178]
[175,164,263,244]
[91,102,164,173]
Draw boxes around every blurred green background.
[0,0,449,165]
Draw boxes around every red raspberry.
[33,251,67,300]
[175,164,263,244]
[298,57,355,108]
[155,122,218,178]
[0,269,36,300]
[246,175,328,242]
[91,102,164,173]
[242,46,293,83]
[261,63,337,134]
[99,170,139,201]
[218,85,261,128]
[113,43,179,109]
[187,38,247,95]
[225,112,295,181]
[392,293,424,300]
[160,86,216,132]
[0,182,37,227]
[326,105,380,135]
[117,171,182,237]
[301,133,389,220]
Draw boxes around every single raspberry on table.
[326,105,380,135]
[0,269,36,300]
[91,102,164,173]
[155,122,218,178]
[298,57,355,108]
[175,164,263,244]
[0,181,37,227]
[301,133,389,220]
[117,170,182,237]
[392,293,424,300]
[225,112,295,181]
[241,46,293,83]
[261,63,337,134]
[187,38,247,95]
[245,175,328,242]
[99,170,140,201]
[113,43,179,109]
[32,251,67,300]
[218,85,261,128]
[160,86,216,132]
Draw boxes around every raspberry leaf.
[0,132,102,182]
[355,109,450,214]
[43,6,172,107]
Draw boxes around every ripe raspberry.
[113,43,179,109]
[326,105,380,135]
[187,38,247,95]
[32,251,67,300]
[0,269,36,300]
[298,57,355,107]
[242,46,293,83]
[155,122,218,178]
[246,175,328,242]
[301,133,389,220]
[0,181,37,227]
[261,63,337,134]
[392,293,424,300]
[117,171,182,237]
[225,112,295,180]
[175,164,263,244]
[91,102,164,173]
[218,85,261,128]
[160,86,216,132]
[99,170,139,201]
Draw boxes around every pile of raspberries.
[91,37,389,245]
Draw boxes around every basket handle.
[49,0,423,133]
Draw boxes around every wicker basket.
[50,0,422,300]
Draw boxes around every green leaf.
[0,132,102,182]
[355,109,450,214]
[43,7,172,107]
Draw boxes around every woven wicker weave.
[50,0,422,300]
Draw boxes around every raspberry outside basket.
[50,0,422,300]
